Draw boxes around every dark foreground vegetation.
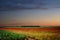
[0,30,60,40]
[0,30,28,40]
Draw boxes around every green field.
[0,30,28,40]
[0,30,60,40]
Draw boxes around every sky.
[0,0,60,26]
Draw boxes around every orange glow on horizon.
[0,22,60,26]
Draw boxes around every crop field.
[0,28,60,40]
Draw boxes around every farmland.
[0,28,60,40]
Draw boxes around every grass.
[0,30,60,40]
[10,30,60,40]
[0,30,28,40]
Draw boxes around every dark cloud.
[0,0,47,10]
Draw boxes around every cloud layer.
[0,0,46,10]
